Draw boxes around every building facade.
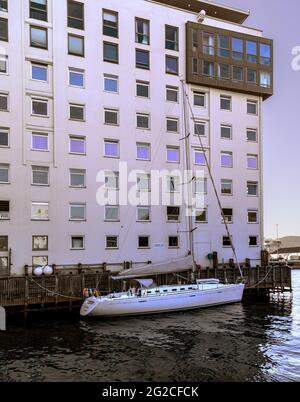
[0,0,273,275]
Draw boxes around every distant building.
[0,0,273,275]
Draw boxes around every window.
[0,18,8,41]
[192,29,198,49]
[233,66,243,82]
[0,164,9,183]
[249,236,258,247]
[136,81,149,98]
[104,74,118,93]
[221,125,232,140]
[105,236,118,249]
[221,152,233,168]
[0,236,8,251]
[166,86,178,102]
[218,35,230,58]
[32,165,49,185]
[105,171,119,189]
[221,179,232,195]
[104,108,118,125]
[247,181,258,196]
[260,44,271,65]
[69,68,84,87]
[166,55,178,75]
[32,256,48,267]
[169,236,179,248]
[136,49,149,69]
[247,154,258,170]
[194,121,206,136]
[67,0,84,29]
[1,257,9,275]
[71,236,84,250]
[218,64,230,79]
[68,34,84,56]
[167,176,180,193]
[105,206,119,221]
[138,236,150,249]
[220,95,231,111]
[203,32,214,55]
[70,203,86,221]
[70,169,86,188]
[247,100,258,115]
[203,60,214,77]
[0,54,8,73]
[0,201,9,219]
[32,236,48,251]
[247,129,257,142]
[247,69,257,84]
[103,42,118,63]
[260,71,271,88]
[30,0,47,21]
[195,178,207,194]
[195,209,207,223]
[137,173,150,192]
[222,208,233,224]
[194,91,205,107]
[136,113,150,129]
[69,136,85,154]
[69,104,85,121]
[0,128,8,147]
[32,132,48,151]
[167,206,180,222]
[104,139,119,158]
[166,117,179,133]
[135,18,149,45]
[31,63,47,81]
[32,98,48,116]
[194,149,206,165]
[232,37,243,61]
[248,210,258,224]
[137,206,150,222]
[30,26,47,49]
[103,9,118,38]
[0,1,8,12]
[246,41,257,63]
[167,146,180,163]
[165,25,178,51]
[137,143,150,160]
[192,58,198,74]
[223,236,231,247]
[31,202,49,220]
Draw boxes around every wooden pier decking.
[0,263,292,316]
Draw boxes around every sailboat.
[80,81,245,318]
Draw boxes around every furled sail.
[112,255,194,280]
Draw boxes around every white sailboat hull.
[80,284,245,318]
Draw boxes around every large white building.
[0,0,273,276]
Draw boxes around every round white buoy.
[33,266,43,276]
[43,265,53,276]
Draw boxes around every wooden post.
[55,273,58,311]
[24,275,29,320]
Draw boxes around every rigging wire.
[180,79,244,279]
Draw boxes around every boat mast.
[181,80,244,280]
[181,79,196,273]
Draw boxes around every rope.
[246,265,275,289]
[180,80,243,279]
[25,276,83,300]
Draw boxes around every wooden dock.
[0,264,292,316]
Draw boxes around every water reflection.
[0,271,299,382]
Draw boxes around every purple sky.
[217,0,300,239]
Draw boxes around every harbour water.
[0,270,299,382]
